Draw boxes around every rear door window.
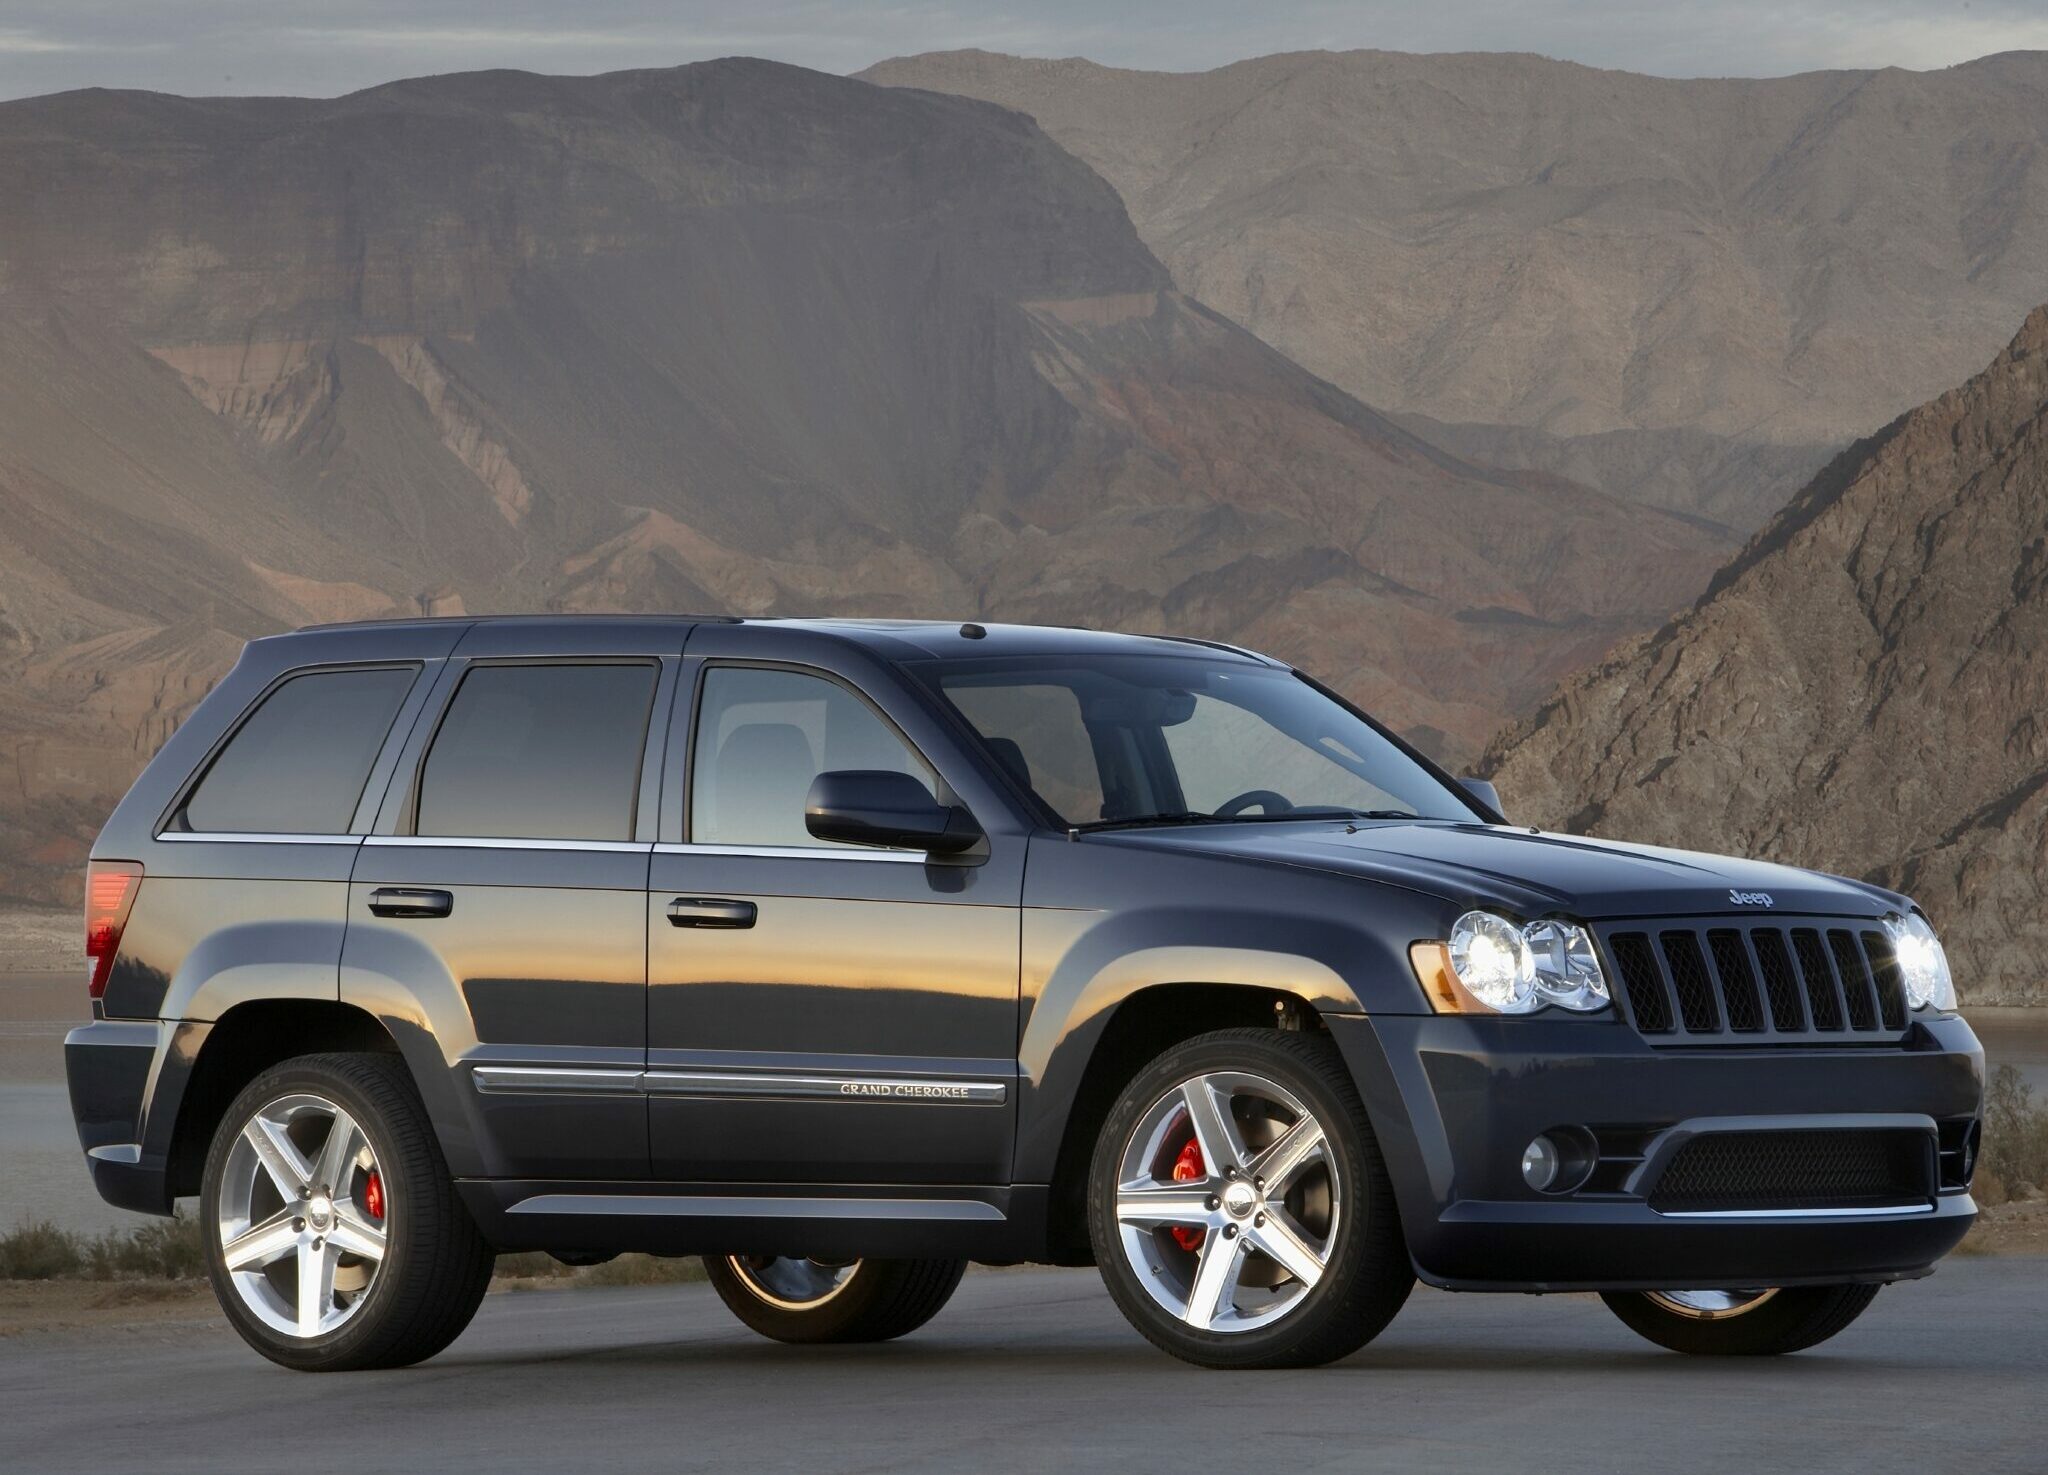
[182,666,417,834]
[415,663,657,841]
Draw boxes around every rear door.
[341,623,680,1181]
[645,629,1024,1186]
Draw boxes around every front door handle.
[368,887,454,919]
[667,897,757,929]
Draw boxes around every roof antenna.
[959,622,988,639]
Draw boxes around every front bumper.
[1329,1011,1982,1292]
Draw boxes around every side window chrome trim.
[157,831,362,846]
[364,835,653,854]
[651,842,925,863]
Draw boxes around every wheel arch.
[163,999,402,1199]
[1036,980,1328,1264]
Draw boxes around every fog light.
[1521,1135,1561,1192]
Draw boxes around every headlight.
[1886,913,1955,1012]
[1446,911,1534,1012]
[1413,910,1611,1015]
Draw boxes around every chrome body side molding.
[644,1070,1007,1105]
[470,1064,1007,1105]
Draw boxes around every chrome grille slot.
[1659,930,1721,1032]
[1750,929,1808,1032]
[1830,929,1879,1030]
[1706,929,1765,1032]
[1607,932,1673,1034]
[1791,927,1845,1031]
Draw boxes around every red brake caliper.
[363,1170,385,1222]
[1170,1138,1206,1252]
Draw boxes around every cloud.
[0,0,2042,101]
[0,28,82,54]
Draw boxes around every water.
[1968,1007,2048,1099]
[1,971,159,1234]
[2,970,2044,1236]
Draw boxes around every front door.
[342,629,677,1181]
[646,644,1021,1185]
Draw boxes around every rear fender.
[159,919,349,1022]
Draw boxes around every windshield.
[917,654,1481,829]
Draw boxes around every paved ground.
[6,1259,2045,1474]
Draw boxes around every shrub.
[0,1219,86,1280]
[492,1251,708,1287]
[85,1214,207,1281]
[0,1213,207,1282]
[1981,1064,2048,1193]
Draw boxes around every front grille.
[1602,917,1912,1045]
[1647,1129,1932,1214]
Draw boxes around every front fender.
[1014,893,1429,1181]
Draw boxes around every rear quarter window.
[181,666,418,834]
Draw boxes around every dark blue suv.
[66,616,1982,1369]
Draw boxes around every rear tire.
[704,1255,966,1343]
[1601,1284,1881,1355]
[1087,1027,1413,1369]
[201,1052,494,1371]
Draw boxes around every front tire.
[1601,1284,1881,1355]
[704,1255,966,1343]
[201,1052,494,1371]
[1088,1028,1413,1369]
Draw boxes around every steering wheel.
[1212,789,1293,818]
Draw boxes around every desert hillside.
[1485,306,2048,1005]
[865,48,2048,531]
[0,59,1727,902]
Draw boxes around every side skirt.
[458,1180,1052,1261]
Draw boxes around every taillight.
[85,861,143,1000]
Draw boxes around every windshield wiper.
[1073,807,1422,834]
[1072,812,1218,833]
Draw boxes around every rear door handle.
[667,897,756,929]
[368,887,454,919]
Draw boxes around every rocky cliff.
[1486,307,2048,1004]
[0,59,1725,902]
[865,48,2048,532]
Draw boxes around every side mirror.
[805,770,982,855]
[1458,777,1505,821]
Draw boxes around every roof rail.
[1155,634,1279,665]
[291,611,744,634]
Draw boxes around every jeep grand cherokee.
[64,617,1982,1369]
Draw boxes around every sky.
[0,0,2043,100]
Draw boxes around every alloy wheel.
[1113,1070,1340,1334]
[725,1256,860,1311]
[1644,1288,1781,1320]
[216,1093,388,1339]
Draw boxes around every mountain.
[862,48,2048,532]
[0,59,1728,903]
[1484,306,2048,1005]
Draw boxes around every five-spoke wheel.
[1112,1069,1339,1334]
[1089,1028,1412,1368]
[202,1053,494,1371]
[216,1093,389,1338]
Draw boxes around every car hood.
[1096,820,1903,922]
